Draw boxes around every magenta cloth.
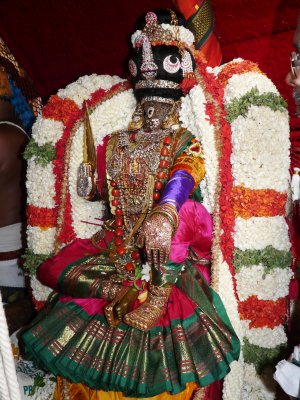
[160,170,195,210]
[60,286,197,327]
[38,232,113,291]
[170,199,212,283]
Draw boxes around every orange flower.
[239,295,287,328]
[217,60,262,88]
[43,95,79,125]
[232,186,287,219]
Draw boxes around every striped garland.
[181,58,291,398]
[215,60,291,399]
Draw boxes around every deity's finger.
[152,249,159,269]
[163,245,171,264]
[159,249,165,266]
[146,246,153,265]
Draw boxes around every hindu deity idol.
[22,9,242,399]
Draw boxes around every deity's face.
[130,44,184,84]
[129,44,186,102]
[142,100,174,131]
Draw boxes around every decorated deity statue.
[22,8,292,400]
[22,10,239,398]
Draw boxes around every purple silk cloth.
[160,170,195,211]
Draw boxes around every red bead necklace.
[110,132,173,268]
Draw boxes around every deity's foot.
[104,286,139,328]
[123,284,172,332]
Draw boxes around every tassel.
[291,167,300,201]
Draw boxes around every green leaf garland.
[24,139,55,166]
[233,246,292,273]
[23,249,52,276]
[225,88,287,123]
[243,338,286,373]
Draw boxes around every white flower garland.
[30,277,52,302]
[224,72,278,103]
[231,107,290,192]
[212,255,244,399]
[27,227,56,255]
[241,364,276,400]
[58,74,125,106]
[236,265,293,301]
[242,322,287,349]
[179,84,218,211]
[223,359,244,400]
[26,161,56,209]
[234,216,290,252]
[32,117,64,146]
[90,89,136,147]
[218,59,291,400]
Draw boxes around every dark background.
[0,0,298,109]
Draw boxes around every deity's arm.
[159,136,205,211]
[138,133,206,270]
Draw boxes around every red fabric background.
[0,0,173,98]
[0,0,298,108]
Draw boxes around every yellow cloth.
[53,377,199,400]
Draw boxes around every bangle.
[150,203,179,234]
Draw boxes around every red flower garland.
[239,295,287,329]
[196,59,237,289]
[27,205,57,228]
[217,60,262,88]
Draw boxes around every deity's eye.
[163,55,181,74]
[129,59,137,77]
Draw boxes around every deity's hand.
[137,213,173,269]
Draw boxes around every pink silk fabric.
[170,199,212,283]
